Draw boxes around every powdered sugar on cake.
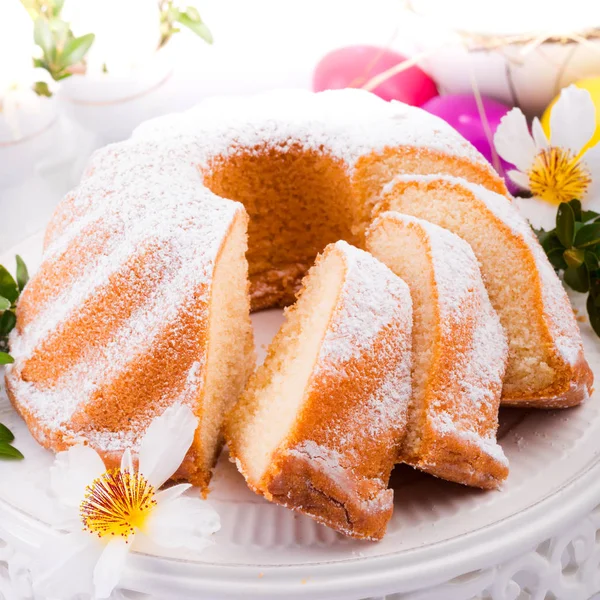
[6,153,242,447]
[371,213,508,471]
[133,89,489,173]
[316,241,412,368]
[408,215,509,440]
[307,241,413,464]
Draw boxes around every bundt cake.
[6,89,509,488]
[374,174,593,408]
[366,213,509,489]
[226,241,413,540]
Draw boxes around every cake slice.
[7,194,255,491]
[367,213,509,489]
[227,241,413,540]
[373,174,593,407]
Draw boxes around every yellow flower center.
[80,468,156,540]
[528,147,591,205]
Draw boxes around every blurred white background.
[1,0,600,251]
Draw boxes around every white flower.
[494,85,600,230]
[32,404,220,600]
[62,0,161,76]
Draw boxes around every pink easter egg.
[422,94,518,193]
[313,45,438,106]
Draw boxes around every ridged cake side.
[6,140,255,488]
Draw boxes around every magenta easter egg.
[422,94,518,192]
[313,45,438,106]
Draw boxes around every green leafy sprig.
[0,256,28,461]
[159,1,213,49]
[0,424,24,460]
[536,199,600,336]
[0,256,28,364]
[22,0,95,90]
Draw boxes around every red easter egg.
[313,45,438,106]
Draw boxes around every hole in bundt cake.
[202,142,507,314]
[203,143,359,311]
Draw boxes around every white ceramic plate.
[1,230,600,599]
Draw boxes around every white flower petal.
[514,196,558,231]
[51,445,106,508]
[32,530,103,599]
[143,496,220,553]
[120,448,133,473]
[549,85,597,154]
[581,143,600,204]
[531,117,549,149]
[93,537,131,599]
[507,169,530,190]
[138,404,198,488]
[493,108,537,172]
[155,483,193,504]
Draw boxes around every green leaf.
[176,13,213,44]
[0,266,18,304]
[0,310,16,336]
[58,33,95,69]
[556,202,576,248]
[0,442,24,460]
[583,210,600,222]
[564,264,590,293]
[32,81,52,97]
[34,17,54,58]
[50,18,70,48]
[585,250,600,272]
[564,248,586,269]
[569,199,582,221]
[540,231,564,254]
[186,6,201,20]
[0,297,10,311]
[15,256,29,291]
[0,423,15,443]
[574,223,600,249]
[535,227,551,244]
[52,0,65,17]
[547,247,568,271]
[587,293,600,337]
[0,352,14,365]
